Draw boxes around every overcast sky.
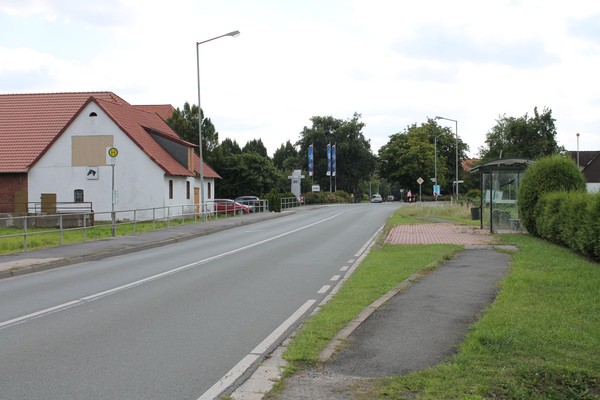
[1,0,599,158]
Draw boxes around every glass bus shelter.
[470,158,534,233]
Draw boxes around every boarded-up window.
[72,136,113,166]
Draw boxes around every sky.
[1,0,599,159]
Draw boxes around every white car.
[371,194,382,203]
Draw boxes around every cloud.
[395,26,559,68]
[0,0,131,27]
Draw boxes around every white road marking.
[199,299,316,400]
[340,266,349,271]
[330,274,341,281]
[0,212,345,330]
[317,285,331,294]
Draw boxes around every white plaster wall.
[28,102,177,217]
[588,183,600,193]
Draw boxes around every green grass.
[275,206,600,399]
[373,234,600,399]
[392,203,479,226]
[283,243,461,369]
[0,216,220,254]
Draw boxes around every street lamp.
[434,134,440,186]
[435,116,459,200]
[576,133,580,169]
[196,30,240,216]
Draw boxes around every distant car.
[371,194,382,203]
[386,195,395,202]
[213,199,251,215]
[234,196,260,212]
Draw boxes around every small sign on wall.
[86,166,99,180]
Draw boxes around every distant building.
[569,151,600,193]
[0,92,220,216]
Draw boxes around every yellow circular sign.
[108,147,118,157]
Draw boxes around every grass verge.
[282,242,462,370]
[369,235,600,399]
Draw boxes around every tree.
[242,138,268,157]
[215,152,280,198]
[166,102,219,165]
[273,141,300,171]
[296,113,376,194]
[378,119,468,196]
[479,107,564,162]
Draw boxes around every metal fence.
[0,200,271,253]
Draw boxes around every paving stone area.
[385,223,495,245]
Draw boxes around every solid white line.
[340,266,349,271]
[330,275,341,281]
[0,213,346,330]
[251,299,316,355]
[317,285,331,294]
[197,354,260,400]
[198,299,316,400]
[0,300,80,329]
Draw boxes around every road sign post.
[107,147,118,237]
[417,177,424,202]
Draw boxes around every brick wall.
[0,173,28,212]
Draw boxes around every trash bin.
[470,207,480,220]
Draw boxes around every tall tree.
[479,107,563,162]
[215,152,280,198]
[242,138,268,157]
[378,119,468,196]
[273,140,300,171]
[166,102,219,164]
[296,113,376,193]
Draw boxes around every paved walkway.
[251,222,514,400]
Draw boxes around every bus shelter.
[470,158,534,233]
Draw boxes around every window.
[207,182,212,199]
[169,180,173,199]
[74,189,84,203]
[186,181,191,200]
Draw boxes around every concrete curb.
[0,211,288,280]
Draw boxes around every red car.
[213,199,251,215]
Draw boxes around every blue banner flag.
[326,143,331,176]
[308,144,314,177]
[332,144,336,177]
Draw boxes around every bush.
[267,190,282,212]
[535,191,600,260]
[518,155,586,236]
[302,191,351,205]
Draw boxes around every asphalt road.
[0,203,398,400]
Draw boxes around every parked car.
[386,195,395,202]
[371,194,382,203]
[234,196,260,212]
[213,199,251,215]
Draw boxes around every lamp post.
[576,133,580,169]
[434,135,440,186]
[435,116,459,200]
[196,30,240,216]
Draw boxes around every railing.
[281,197,303,210]
[0,201,268,254]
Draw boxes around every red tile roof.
[134,104,176,121]
[0,92,220,179]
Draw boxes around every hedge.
[535,191,600,260]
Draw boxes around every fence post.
[59,214,64,245]
[83,212,87,241]
[24,215,28,251]
[153,208,156,230]
[134,210,137,234]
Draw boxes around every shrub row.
[535,191,600,260]
[302,191,351,204]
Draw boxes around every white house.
[0,92,220,219]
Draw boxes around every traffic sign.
[417,177,424,185]
[106,147,118,165]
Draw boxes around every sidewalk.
[0,211,287,280]
[238,222,515,400]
